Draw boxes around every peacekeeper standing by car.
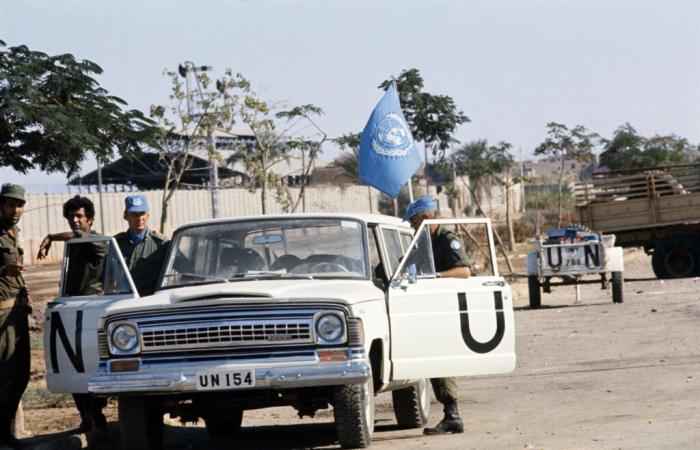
[114,195,168,297]
[0,184,31,449]
[37,195,108,432]
[404,196,471,436]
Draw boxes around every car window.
[396,227,436,280]
[161,218,369,288]
[381,228,403,276]
[62,240,133,297]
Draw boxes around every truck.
[575,163,700,278]
[526,225,624,308]
[44,213,516,449]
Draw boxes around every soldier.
[0,184,31,449]
[403,196,470,436]
[114,195,168,297]
[37,196,108,432]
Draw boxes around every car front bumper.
[88,349,370,394]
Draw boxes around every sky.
[2,0,699,193]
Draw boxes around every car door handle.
[482,281,506,287]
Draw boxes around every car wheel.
[528,275,542,309]
[118,396,164,450]
[611,271,624,303]
[334,365,374,448]
[203,408,244,438]
[392,378,430,429]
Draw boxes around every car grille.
[139,318,314,353]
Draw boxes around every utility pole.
[178,61,218,218]
[520,146,526,214]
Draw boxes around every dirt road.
[21,250,700,449]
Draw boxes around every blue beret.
[124,194,149,213]
[403,196,437,221]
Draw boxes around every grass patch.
[22,388,74,409]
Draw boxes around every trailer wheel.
[611,272,624,303]
[528,276,541,309]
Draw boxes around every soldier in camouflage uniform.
[0,184,30,449]
[404,196,471,436]
[113,195,168,297]
[37,195,108,432]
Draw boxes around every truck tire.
[611,271,624,303]
[391,378,430,429]
[656,238,698,278]
[118,396,164,450]
[528,275,542,309]
[334,365,374,448]
[651,250,669,279]
[203,408,243,438]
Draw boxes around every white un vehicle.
[44,214,516,449]
[526,225,624,308]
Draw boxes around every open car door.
[387,218,516,381]
[44,236,138,393]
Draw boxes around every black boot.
[423,402,464,435]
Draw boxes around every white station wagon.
[44,213,516,449]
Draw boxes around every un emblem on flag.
[371,113,414,158]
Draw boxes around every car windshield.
[160,218,368,288]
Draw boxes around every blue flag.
[359,83,421,198]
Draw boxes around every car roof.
[174,212,409,233]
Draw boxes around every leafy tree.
[534,122,599,226]
[228,93,326,215]
[0,39,155,175]
[453,139,515,271]
[379,69,469,163]
[600,123,699,170]
[150,68,247,232]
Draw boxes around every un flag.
[359,84,421,198]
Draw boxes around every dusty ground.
[16,249,700,449]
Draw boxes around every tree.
[600,123,699,170]
[453,139,515,271]
[150,68,247,232]
[229,95,326,214]
[334,133,361,182]
[534,122,599,226]
[379,69,469,164]
[0,39,155,175]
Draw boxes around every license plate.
[196,369,255,391]
[543,244,601,271]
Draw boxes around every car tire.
[611,271,624,303]
[334,365,374,448]
[528,275,542,309]
[118,396,164,450]
[392,378,430,429]
[203,408,244,438]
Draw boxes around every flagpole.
[408,179,414,202]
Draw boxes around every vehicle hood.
[101,279,385,315]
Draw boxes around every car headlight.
[110,323,140,354]
[315,313,345,344]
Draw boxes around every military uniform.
[64,229,106,296]
[429,225,470,408]
[114,229,168,296]
[0,185,30,446]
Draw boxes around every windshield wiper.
[162,272,230,283]
[227,271,314,280]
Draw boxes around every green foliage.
[534,122,598,165]
[22,388,74,409]
[0,39,156,175]
[226,77,326,214]
[379,69,469,160]
[333,133,361,182]
[599,123,699,170]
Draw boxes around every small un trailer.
[526,226,624,308]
